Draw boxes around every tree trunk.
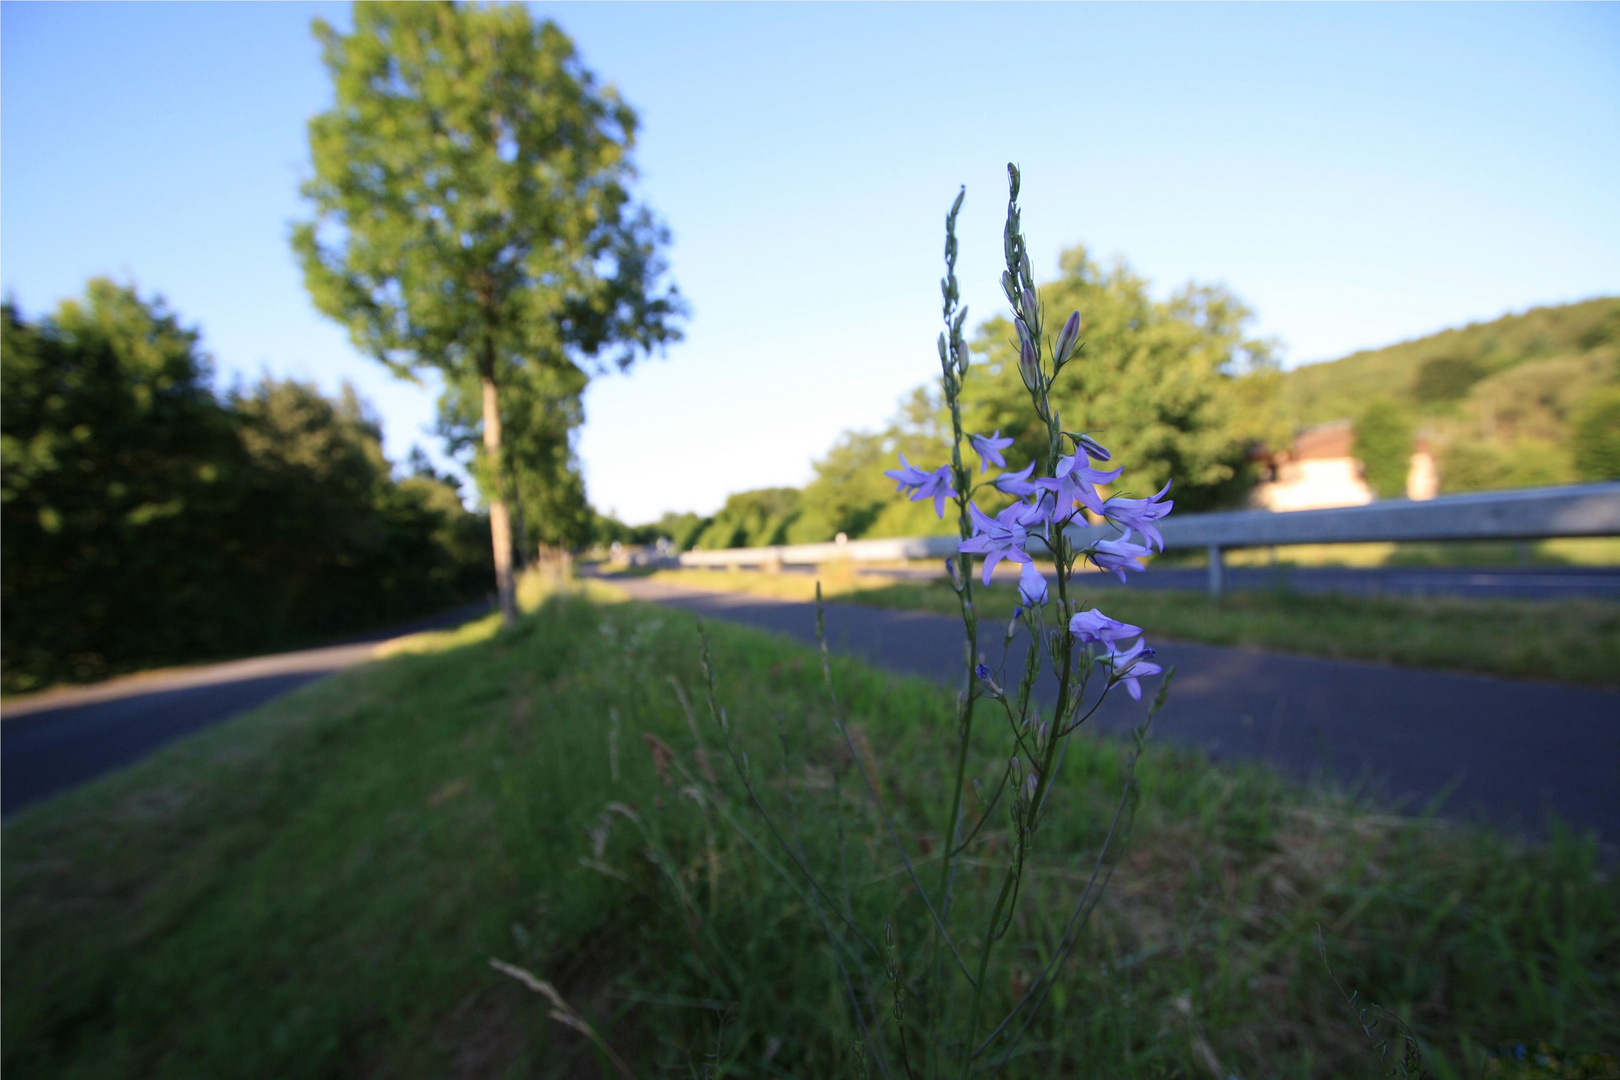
[481,373,518,628]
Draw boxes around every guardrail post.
[1207,544,1224,598]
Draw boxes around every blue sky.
[4,2,1617,522]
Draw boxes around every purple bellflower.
[1103,480,1174,552]
[1089,535,1153,583]
[1100,638,1162,701]
[1037,450,1122,524]
[970,430,1015,473]
[1068,608,1143,650]
[958,502,1037,585]
[992,461,1039,497]
[885,452,955,518]
[1017,561,1049,606]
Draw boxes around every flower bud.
[1001,271,1018,307]
[1019,252,1034,293]
[1077,432,1112,462]
[946,556,965,591]
[1019,338,1041,390]
[1007,162,1020,197]
[1020,289,1040,329]
[938,332,949,365]
[1054,311,1081,365]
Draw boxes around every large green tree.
[293,1,682,624]
[962,245,1286,513]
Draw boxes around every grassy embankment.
[4,581,1616,1078]
[642,566,1620,687]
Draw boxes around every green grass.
[5,587,1617,1078]
[644,567,1620,687]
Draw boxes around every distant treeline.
[606,277,1620,552]
[1,280,493,693]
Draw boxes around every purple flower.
[1103,480,1174,552]
[884,452,955,518]
[1089,535,1152,583]
[969,430,1015,473]
[1036,450,1121,524]
[975,663,992,681]
[1068,608,1143,649]
[992,461,1038,497]
[1017,561,1049,606]
[958,502,1035,585]
[1100,638,1163,701]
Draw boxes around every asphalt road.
[609,577,1620,848]
[853,563,1620,602]
[1,602,493,817]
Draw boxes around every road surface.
[849,563,1620,602]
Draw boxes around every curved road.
[609,577,1620,848]
[1,602,492,817]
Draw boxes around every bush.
[1354,400,1414,498]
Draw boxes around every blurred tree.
[437,359,593,555]
[1570,387,1620,481]
[694,488,803,550]
[1353,400,1415,499]
[294,1,682,625]
[961,245,1286,513]
[649,511,711,551]
[1,281,240,686]
[1439,436,1575,494]
[789,396,961,544]
[1,282,493,692]
[1412,354,1487,404]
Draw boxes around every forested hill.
[1280,296,1620,429]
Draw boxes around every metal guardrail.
[677,482,1620,595]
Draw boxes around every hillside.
[1282,296,1619,427]
[1280,296,1620,491]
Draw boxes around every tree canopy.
[293,1,681,621]
[958,245,1286,514]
